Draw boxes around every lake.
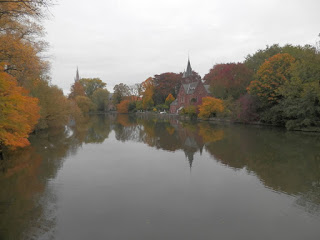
[1,114,320,240]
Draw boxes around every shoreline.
[134,111,320,133]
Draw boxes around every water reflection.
[111,114,320,214]
[0,114,319,239]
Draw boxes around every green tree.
[32,80,71,129]
[92,88,110,111]
[75,96,95,114]
[112,83,130,104]
[79,78,106,98]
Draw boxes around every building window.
[190,97,197,104]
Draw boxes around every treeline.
[114,43,320,132]
[0,0,81,150]
[68,78,110,113]
[112,73,183,113]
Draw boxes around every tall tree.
[141,77,154,109]
[153,72,182,105]
[112,83,130,105]
[69,81,85,99]
[92,88,109,111]
[32,80,72,129]
[0,66,40,149]
[247,53,295,107]
[79,78,106,98]
[203,63,253,100]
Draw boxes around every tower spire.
[186,56,192,77]
[75,66,80,82]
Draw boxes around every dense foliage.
[0,67,40,148]
[198,97,224,118]
[204,63,253,100]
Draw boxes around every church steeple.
[186,57,192,77]
[75,67,80,82]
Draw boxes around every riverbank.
[135,111,320,133]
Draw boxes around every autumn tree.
[69,81,85,99]
[198,97,224,118]
[0,0,52,20]
[153,72,182,105]
[141,77,154,110]
[0,0,50,88]
[112,83,130,104]
[244,44,283,73]
[0,67,40,149]
[247,53,295,107]
[79,78,106,98]
[203,63,253,100]
[165,93,175,106]
[117,100,130,113]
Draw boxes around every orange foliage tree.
[165,93,175,106]
[117,100,130,113]
[0,67,40,149]
[69,81,85,99]
[247,53,295,106]
[198,97,224,118]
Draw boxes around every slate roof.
[204,85,210,94]
[181,81,211,95]
[182,81,199,94]
[171,99,178,105]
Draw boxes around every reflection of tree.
[113,115,320,213]
[198,123,224,143]
[84,115,111,143]
[0,147,44,240]
[0,114,114,239]
[113,115,225,168]
[205,126,320,213]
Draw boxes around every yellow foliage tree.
[198,97,224,118]
[247,53,295,106]
[0,67,40,149]
[141,77,154,110]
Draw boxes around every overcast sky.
[44,0,320,93]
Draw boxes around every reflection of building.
[170,59,210,114]
[169,119,205,168]
[107,93,116,111]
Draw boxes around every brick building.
[169,59,210,114]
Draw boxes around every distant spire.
[186,57,192,77]
[75,67,80,82]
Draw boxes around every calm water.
[1,114,320,240]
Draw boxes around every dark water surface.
[1,114,320,240]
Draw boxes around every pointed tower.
[74,67,80,82]
[182,57,198,84]
[185,58,192,77]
